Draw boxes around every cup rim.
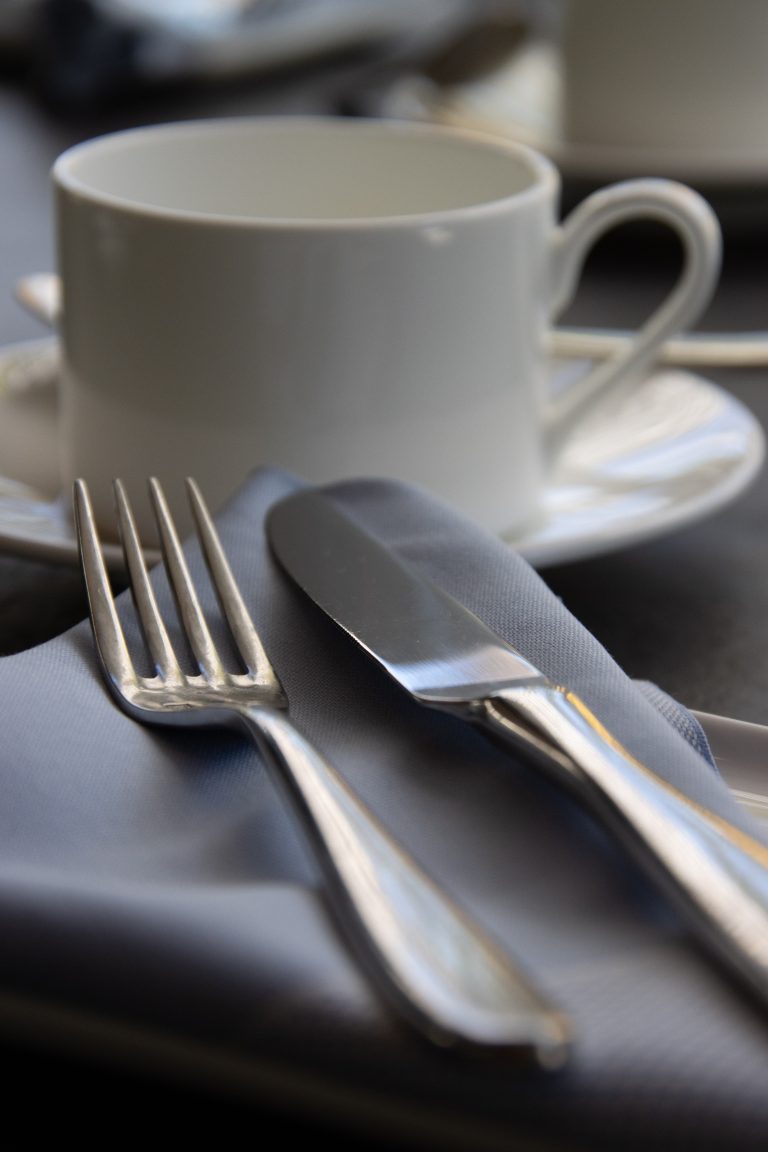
[52,115,559,230]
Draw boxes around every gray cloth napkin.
[1,467,767,1149]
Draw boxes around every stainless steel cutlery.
[75,474,768,1057]
[74,477,570,1066]
[267,488,768,1013]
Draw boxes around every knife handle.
[240,705,570,1065]
[482,685,768,1002]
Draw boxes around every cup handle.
[545,179,722,449]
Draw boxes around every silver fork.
[74,477,570,1067]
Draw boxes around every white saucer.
[512,366,764,565]
[0,338,763,570]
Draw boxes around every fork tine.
[185,477,278,685]
[113,480,182,683]
[147,477,225,681]
[73,479,137,689]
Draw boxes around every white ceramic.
[384,41,768,198]
[0,339,760,571]
[518,365,764,565]
[20,275,768,371]
[52,117,721,544]
[561,0,768,160]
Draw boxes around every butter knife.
[267,490,768,1011]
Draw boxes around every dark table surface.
[2,47,768,1145]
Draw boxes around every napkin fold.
[0,467,767,1150]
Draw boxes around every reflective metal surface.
[75,476,570,1066]
[267,491,536,702]
[268,489,768,1014]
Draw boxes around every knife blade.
[267,489,768,1012]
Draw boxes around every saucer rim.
[510,370,765,565]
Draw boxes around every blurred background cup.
[53,115,721,544]
[560,0,768,159]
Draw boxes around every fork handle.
[238,704,569,1065]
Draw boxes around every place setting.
[3,110,768,1148]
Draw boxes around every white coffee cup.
[561,0,768,159]
[52,116,721,543]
